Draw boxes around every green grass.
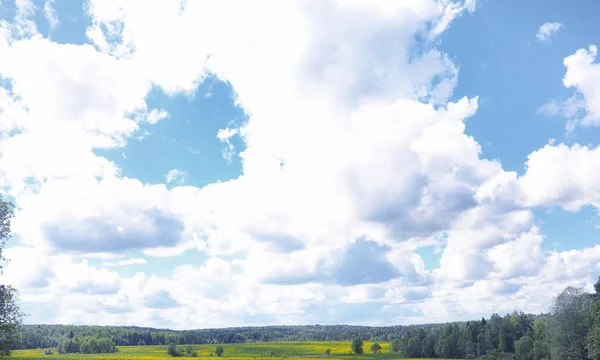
[10,341,447,359]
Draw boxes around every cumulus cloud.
[536,22,562,42]
[1,0,599,328]
[538,45,600,130]
[517,143,600,211]
[144,290,179,309]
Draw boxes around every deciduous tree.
[351,337,363,354]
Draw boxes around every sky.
[0,0,600,330]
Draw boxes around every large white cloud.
[538,45,600,130]
[1,0,600,327]
[517,143,600,211]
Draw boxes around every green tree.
[167,342,180,357]
[0,199,21,358]
[390,339,401,353]
[185,344,193,356]
[370,342,381,353]
[465,340,477,359]
[324,348,331,355]
[587,302,600,360]
[498,330,508,352]
[80,340,92,354]
[514,335,534,360]
[421,334,436,358]
[215,345,224,357]
[532,319,549,360]
[442,331,457,358]
[404,337,421,357]
[548,286,593,360]
[351,337,363,354]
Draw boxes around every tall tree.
[532,319,549,360]
[514,335,534,360]
[0,198,21,358]
[548,286,593,360]
[587,302,600,360]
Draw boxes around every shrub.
[325,348,331,355]
[215,345,224,357]
[185,344,193,356]
[43,349,53,355]
[167,342,181,357]
[351,337,363,354]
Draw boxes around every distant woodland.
[17,277,600,360]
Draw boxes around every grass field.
[10,341,447,359]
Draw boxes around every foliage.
[587,301,600,360]
[325,348,331,355]
[215,345,224,357]
[369,342,381,353]
[350,337,363,354]
[548,286,593,360]
[0,198,21,358]
[42,349,52,355]
[167,342,180,357]
[57,336,117,354]
[390,339,401,353]
[514,335,533,360]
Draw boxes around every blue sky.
[0,0,600,329]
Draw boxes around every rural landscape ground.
[12,342,430,360]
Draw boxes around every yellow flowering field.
[10,341,446,359]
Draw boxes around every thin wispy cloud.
[536,22,563,42]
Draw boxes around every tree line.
[18,323,449,349]
[55,335,117,355]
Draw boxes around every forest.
[16,277,600,360]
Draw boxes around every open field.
[10,341,449,359]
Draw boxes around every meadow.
[10,341,445,359]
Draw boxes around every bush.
[370,343,381,353]
[43,349,53,355]
[215,345,224,357]
[185,344,193,356]
[351,337,363,354]
[325,348,331,355]
[167,342,181,357]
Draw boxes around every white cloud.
[517,142,600,211]
[1,0,599,328]
[14,0,38,37]
[536,22,562,42]
[165,169,187,184]
[141,108,169,125]
[217,127,239,163]
[538,45,600,130]
[43,0,60,33]
[104,258,148,267]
